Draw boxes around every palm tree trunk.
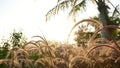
[97,0,110,40]
[97,0,120,49]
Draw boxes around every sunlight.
[0,0,119,43]
[0,0,74,43]
[39,13,74,43]
[0,0,97,43]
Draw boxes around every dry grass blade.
[24,41,39,48]
[34,57,54,68]
[53,58,68,68]
[5,47,19,59]
[67,19,102,43]
[32,36,54,57]
[69,56,91,68]
[0,59,21,68]
[102,25,120,49]
[86,44,120,56]
[0,59,9,64]
[87,28,101,46]
[32,35,49,46]
[1,47,34,68]
[93,38,110,44]
[6,47,29,59]
[88,25,120,47]
[24,41,46,58]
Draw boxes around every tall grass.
[0,37,120,68]
[0,21,120,68]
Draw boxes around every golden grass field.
[0,21,120,68]
[0,36,120,68]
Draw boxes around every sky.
[0,0,120,43]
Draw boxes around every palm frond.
[46,0,71,21]
[72,0,77,7]
[112,5,120,17]
[108,0,120,16]
[91,0,97,4]
[57,0,62,3]
[69,0,86,16]
[57,0,65,3]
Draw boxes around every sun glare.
[0,0,112,43]
[0,0,76,43]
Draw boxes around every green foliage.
[0,30,27,68]
[0,63,7,68]
[29,53,39,60]
[74,10,120,46]
[0,40,10,59]
[74,25,100,47]
[74,17,120,47]
[10,31,27,47]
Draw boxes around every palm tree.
[46,0,119,40]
